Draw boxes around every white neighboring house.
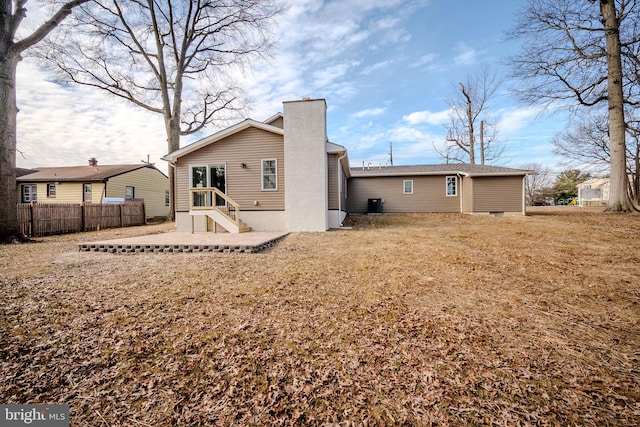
[577,177,609,207]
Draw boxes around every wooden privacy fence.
[17,202,145,237]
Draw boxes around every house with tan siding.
[349,165,528,216]
[163,98,529,233]
[16,159,169,219]
[163,99,350,233]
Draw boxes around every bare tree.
[508,0,639,212]
[432,139,458,164]
[521,163,553,205]
[553,106,640,203]
[442,64,504,165]
[39,0,281,220]
[1,0,90,242]
[552,110,612,171]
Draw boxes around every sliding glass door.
[190,164,226,207]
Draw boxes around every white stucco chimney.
[283,98,329,232]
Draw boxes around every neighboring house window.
[125,186,135,200]
[403,180,413,194]
[262,159,277,191]
[22,184,37,202]
[446,176,457,197]
[83,183,92,202]
[165,190,170,207]
[47,183,56,198]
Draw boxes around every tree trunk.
[0,53,21,241]
[633,142,639,203]
[600,0,634,212]
[165,117,180,222]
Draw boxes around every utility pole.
[389,141,394,166]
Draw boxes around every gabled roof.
[263,112,283,126]
[326,141,347,153]
[16,164,164,182]
[350,163,531,177]
[163,119,284,162]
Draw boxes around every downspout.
[522,175,526,215]
[458,173,464,213]
[167,161,178,222]
[337,152,347,227]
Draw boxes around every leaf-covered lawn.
[1,211,639,426]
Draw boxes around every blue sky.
[16,0,570,175]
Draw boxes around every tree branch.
[13,0,90,53]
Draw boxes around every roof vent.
[88,158,98,167]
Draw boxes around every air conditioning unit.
[367,198,383,214]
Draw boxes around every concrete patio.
[79,230,289,254]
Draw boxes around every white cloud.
[360,59,395,76]
[402,109,450,126]
[497,105,545,139]
[412,52,438,67]
[389,126,428,142]
[353,108,386,118]
[453,42,486,67]
[17,60,168,173]
[15,1,564,173]
[312,61,358,88]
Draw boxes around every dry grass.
[1,211,639,426]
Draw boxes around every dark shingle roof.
[16,168,37,178]
[350,163,530,177]
[16,164,160,182]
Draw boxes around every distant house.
[577,176,609,207]
[163,98,530,233]
[16,158,170,219]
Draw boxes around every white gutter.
[167,162,177,217]
[351,170,529,178]
[458,173,464,213]
[337,152,348,226]
[522,175,526,215]
[351,171,472,177]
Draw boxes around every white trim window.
[261,159,277,191]
[22,184,37,202]
[403,179,413,194]
[47,183,56,198]
[83,183,92,202]
[190,165,208,188]
[125,186,135,200]
[446,176,458,197]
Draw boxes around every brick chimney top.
[88,158,98,167]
